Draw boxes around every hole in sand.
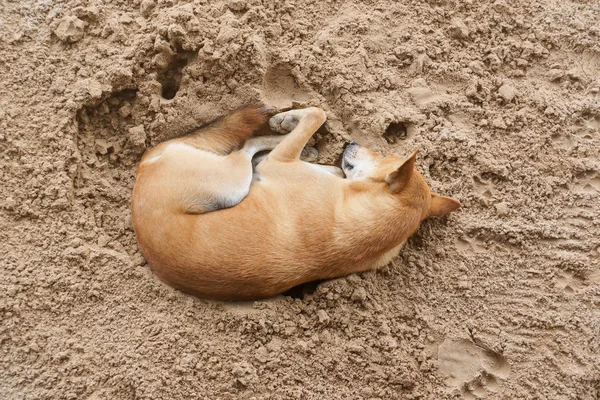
[283,280,323,300]
[160,79,180,100]
[157,51,196,100]
[384,121,408,144]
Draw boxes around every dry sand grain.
[1,0,599,399]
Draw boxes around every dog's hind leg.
[267,107,326,162]
[179,104,276,155]
[183,135,285,214]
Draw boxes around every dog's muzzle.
[343,142,358,158]
[342,142,358,171]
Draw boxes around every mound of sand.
[1,0,599,398]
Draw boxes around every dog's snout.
[343,142,356,156]
[344,141,358,150]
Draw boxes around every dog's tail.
[179,104,274,154]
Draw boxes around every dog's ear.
[428,193,461,217]
[385,149,418,193]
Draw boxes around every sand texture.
[1,0,599,399]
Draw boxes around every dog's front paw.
[269,112,299,134]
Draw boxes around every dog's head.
[342,142,460,219]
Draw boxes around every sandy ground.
[1,0,600,399]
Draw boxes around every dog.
[131,105,460,300]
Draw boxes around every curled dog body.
[131,105,460,300]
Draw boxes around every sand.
[1,0,599,399]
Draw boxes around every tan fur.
[131,105,460,300]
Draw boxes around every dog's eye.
[346,164,354,170]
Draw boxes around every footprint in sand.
[455,235,487,255]
[436,338,510,399]
[555,269,599,295]
[472,174,495,199]
[261,63,312,109]
[574,170,600,194]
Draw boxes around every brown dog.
[131,105,460,300]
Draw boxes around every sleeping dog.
[131,105,460,300]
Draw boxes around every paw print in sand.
[574,170,600,194]
[555,271,586,294]
[455,234,487,255]
[437,338,510,399]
